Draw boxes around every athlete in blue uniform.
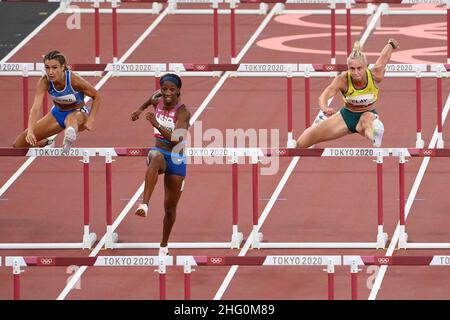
[131,74,190,256]
[13,51,101,152]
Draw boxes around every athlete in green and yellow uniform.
[296,38,399,148]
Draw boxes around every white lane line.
[0,7,172,205]
[213,4,385,299]
[0,7,63,200]
[369,93,450,300]
[0,157,35,198]
[214,157,299,300]
[57,182,145,300]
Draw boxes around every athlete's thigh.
[163,175,184,208]
[32,112,64,141]
[314,111,351,141]
[65,110,88,128]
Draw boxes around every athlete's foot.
[134,203,148,217]
[159,246,169,256]
[62,127,76,153]
[372,118,384,147]
[313,110,327,126]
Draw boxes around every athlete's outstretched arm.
[72,73,101,130]
[319,75,346,116]
[371,38,399,82]
[26,77,48,145]
[131,90,161,121]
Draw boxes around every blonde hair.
[347,41,367,65]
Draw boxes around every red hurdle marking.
[230,1,236,62]
[346,0,351,56]
[213,1,219,63]
[330,0,336,64]
[304,70,311,128]
[416,72,423,147]
[112,0,119,62]
[22,70,29,131]
[94,0,100,64]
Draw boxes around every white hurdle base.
[104,225,119,249]
[0,243,93,249]
[231,226,243,249]
[252,228,388,249]
[0,228,97,250]
[255,242,383,249]
[404,243,450,249]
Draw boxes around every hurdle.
[5,255,172,300]
[344,255,450,299]
[177,255,341,300]
[248,147,390,249]
[397,148,450,249]
[99,147,255,249]
[0,148,97,250]
[57,0,269,64]
[3,61,445,149]
[167,62,442,149]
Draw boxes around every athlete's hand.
[388,38,399,50]
[84,118,94,131]
[131,109,142,121]
[26,130,37,146]
[150,90,162,106]
[146,112,159,128]
[323,107,335,117]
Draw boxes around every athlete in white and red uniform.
[130,73,190,256]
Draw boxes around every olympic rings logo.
[422,149,434,156]
[128,149,143,156]
[324,65,335,71]
[377,258,390,265]
[39,258,53,265]
[195,64,207,71]
[209,257,223,264]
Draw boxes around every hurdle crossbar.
[344,255,450,299]
[178,255,341,300]
[5,255,172,300]
[0,149,97,250]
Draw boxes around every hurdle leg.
[22,67,29,131]
[330,0,336,64]
[350,259,361,300]
[324,259,335,300]
[112,0,118,63]
[251,153,263,249]
[230,158,243,249]
[81,152,97,249]
[94,0,100,64]
[157,258,167,300]
[13,259,22,300]
[436,70,444,148]
[286,73,296,148]
[184,258,194,300]
[376,151,388,249]
[415,72,424,148]
[104,152,118,249]
[398,153,408,249]
[230,0,237,64]
[213,0,219,64]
